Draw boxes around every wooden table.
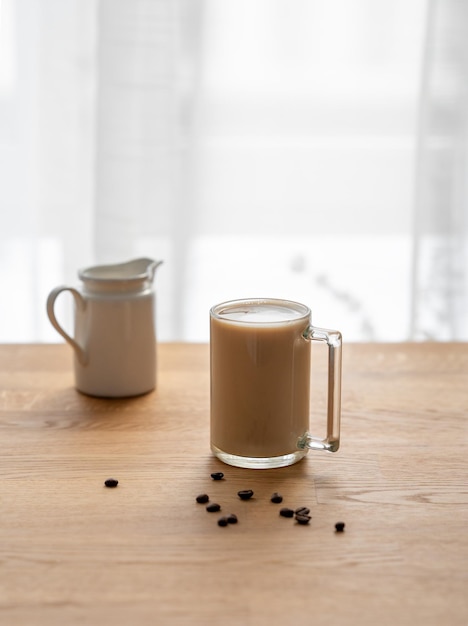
[0,342,467,626]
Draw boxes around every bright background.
[0,0,467,342]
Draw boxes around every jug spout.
[78,257,163,293]
[141,258,163,283]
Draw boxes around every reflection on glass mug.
[210,298,342,469]
[46,258,162,398]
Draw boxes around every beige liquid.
[210,301,311,461]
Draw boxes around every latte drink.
[210,299,311,468]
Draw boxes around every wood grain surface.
[0,342,467,626]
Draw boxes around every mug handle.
[46,286,88,365]
[298,326,342,453]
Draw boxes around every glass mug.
[210,298,342,469]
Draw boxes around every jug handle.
[46,286,88,365]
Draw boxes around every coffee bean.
[237,489,254,500]
[210,472,224,481]
[217,517,229,527]
[295,514,311,525]
[206,503,221,512]
[196,493,209,504]
[227,513,238,524]
[335,522,346,532]
[270,492,283,503]
[279,507,294,518]
[295,507,310,516]
[104,478,118,488]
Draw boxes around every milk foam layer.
[216,302,308,324]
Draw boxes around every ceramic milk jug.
[46,258,162,398]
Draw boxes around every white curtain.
[411,0,468,339]
[0,0,466,342]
